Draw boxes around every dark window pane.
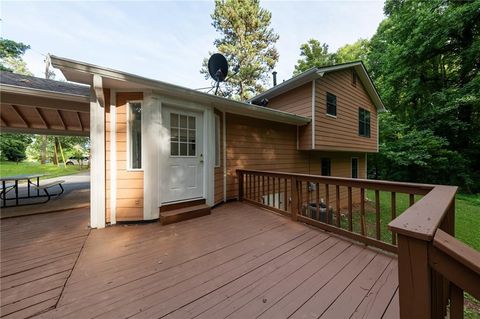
[352,158,358,178]
[180,129,188,142]
[171,113,178,128]
[326,92,337,116]
[129,102,142,169]
[180,143,188,156]
[188,143,196,156]
[188,129,196,143]
[179,115,187,128]
[170,142,178,156]
[321,158,331,176]
[188,116,195,130]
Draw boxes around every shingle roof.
[0,71,90,96]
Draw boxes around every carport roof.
[0,71,90,136]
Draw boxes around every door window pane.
[170,112,196,157]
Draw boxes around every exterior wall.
[106,92,144,222]
[214,109,224,205]
[267,82,313,149]
[315,69,378,152]
[225,113,366,202]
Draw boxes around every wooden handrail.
[237,169,434,195]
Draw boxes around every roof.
[49,55,311,126]
[0,71,90,97]
[249,61,386,112]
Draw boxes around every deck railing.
[236,169,479,319]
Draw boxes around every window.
[358,108,371,137]
[326,92,337,116]
[127,101,142,169]
[351,158,359,178]
[215,114,220,167]
[352,69,357,87]
[321,158,331,176]
[170,113,196,157]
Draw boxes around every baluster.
[325,184,330,224]
[348,187,353,231]
[272,177,276,208]
[257,175,260,202]
[335,185,340,227]
[299,180,303,215]
[375,189,381,240]
[238,171,244,200]
[262,175,265,204]
[409,193,415,207]
[291,177,298,221]
[391,192,397,245]
[267,176,270,206]
[316,182,320,221]
[284,178,288,212]
[360,188,366,235]
[450,283,464,319]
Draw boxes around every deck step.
[159,203,211,225]
[160,199,206,213]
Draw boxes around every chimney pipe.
[272,71,277,86]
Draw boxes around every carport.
[0,71,101,225]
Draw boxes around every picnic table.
[0,174,47,207]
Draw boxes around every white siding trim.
[205,108,215,207]
[90,74,105,229]
[311,79,316,150]
[109,90,117,224]
[223,111,227,202]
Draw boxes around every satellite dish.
[208,53,228,82]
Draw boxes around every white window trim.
[215,114,221,168]
[126,100,144,171]
[351,157,359,178]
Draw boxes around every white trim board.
[109,89,117,224]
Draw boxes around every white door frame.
[151,95,214,211]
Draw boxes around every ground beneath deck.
[1,202,399,319]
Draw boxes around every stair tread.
[160,204,210,217]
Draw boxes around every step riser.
[160,208,210,225]
[159,199,206,213]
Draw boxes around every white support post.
[205,108,215,207]
[90,74,106,228]
[143,92,161,220]
[109,90,117,224]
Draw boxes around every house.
[1,57,384,227]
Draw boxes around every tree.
[368,0,480,192]
[293,39,336,75]
[0,134,32,163]
[201,0,279,100]
[0,38,32,75]
[335,38,370,65]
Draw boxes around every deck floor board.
[1,202,399,319]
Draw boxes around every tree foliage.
[0,134,32,163]
[0,38,32,75]
[26,136,90,163]
[202,0,279,100]
[368,0,480,192]
[293,38,370,75]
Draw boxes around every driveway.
[1,171,90,219]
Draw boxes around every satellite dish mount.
[208,53,229,95]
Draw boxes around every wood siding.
[106,92,144,222]
[225,113,365,202]
[315,69,378,152]
[266,82,313,149]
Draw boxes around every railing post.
[291,176,298,222]
[237,171,244,201]
[397,234,431,319]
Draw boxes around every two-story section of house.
[249,61,385,182]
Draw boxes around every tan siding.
[266,82,313,150]
[214,109,224,205]
[315,69,378,152]
[225,113,366,205]
[114,92,144,221]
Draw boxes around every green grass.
[0,161,89,180]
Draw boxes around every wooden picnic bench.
[31,180,65,203]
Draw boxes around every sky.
[1,1,385,90]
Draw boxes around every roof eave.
[0,83,90,103]
[49,55,310,126]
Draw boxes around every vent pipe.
[272,71,277,86]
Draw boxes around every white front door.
[162,107,204,203]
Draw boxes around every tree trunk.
[53,137,59,166]
[40,136,47,164]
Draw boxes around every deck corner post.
[397,234,431,319]
[237,170,244,201]
[291,176,298,222]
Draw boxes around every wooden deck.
[1,202,399,318]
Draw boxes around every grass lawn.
[0,161,89,180]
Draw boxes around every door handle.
[199,153,204,163]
